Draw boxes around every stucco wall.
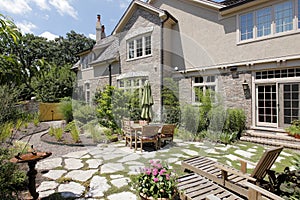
[152,0,300,69]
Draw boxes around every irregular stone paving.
[35,140,296,199]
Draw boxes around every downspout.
[160,11,170,122]
[108,64,112,86]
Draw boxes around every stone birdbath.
[10,147,52,200]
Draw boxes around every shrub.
[73,101,97,126]
[59,97,73,123]
[162,78,180,124]
[181,104,199,134]
[218,131,238,145]
[70,125,80,143]
[0,148,27,199]
[223,108,246,137]
[0,122,14,142]
[208,106,226,133]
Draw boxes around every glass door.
[279,83,300,127]
[256,84,278,127]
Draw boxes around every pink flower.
[152,168,158,176]
[145,169,151,175]
[159,169,166,175]
[166,174,170,180]
[156,163,162,169]
[153,177,159,182]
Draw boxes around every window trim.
[126,34,152,61]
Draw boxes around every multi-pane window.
[128,41,134,59]
[118,77,147,93]
[257,7,272,37]
[145,36,151,55]
[240,13,254,40]
[256,68,300,79]
[127,35,152,59]
[239,0,298,41]
[193,76,216,103]
[275,1,293,33]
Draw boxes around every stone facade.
[118,7,163,121]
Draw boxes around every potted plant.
[285,120,300,139]
[131,160,178,200]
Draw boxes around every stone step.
[240,135,300,150]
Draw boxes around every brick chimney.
[96,14,102,43]
[101,25,106,39]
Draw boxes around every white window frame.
[192,75,217,104]
[238,0,299,43]
[85,82,90,103]
[118,77,148,94]
[127,34,152,60]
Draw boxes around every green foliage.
[95,85,130,131]
[32,64,75,102]
[223,108,246,137]
[0,148,27,199]
[131,160,177,199]
[162,78,180,124]
[267,167,300,200]
[48,127,63,141]
[127,89,142,121]
[0,85,20,125]
[70,123,80,143]
[291,154,300,170]
[196,89,213,132]
[208,106,226,132]
[181,104,199,134]
[218,131,238,145]
[285,120,300,137]
[0,121,14,142]
[73,101,97,126]
[59,97,73,123]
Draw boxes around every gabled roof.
[90,36,119,65]
[112,0,176,35]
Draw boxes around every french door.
[256,83,300,128]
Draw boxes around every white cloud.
[16,21,37,34]
[49,0,78,19]
[40,31,58,40]
[30,0,50,10]
[88,34,96,40]
[119,2,127,9]
[0,0,32,15]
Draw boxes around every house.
[75,0,300,132]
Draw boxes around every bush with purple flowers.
[131,160,177,199]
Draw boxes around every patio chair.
[136,125,160,152]
[159,124,175,148]
[123,118,136,149]
[181,146,283,198]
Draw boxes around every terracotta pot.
[295,134,300,139]
[139,193,175,200]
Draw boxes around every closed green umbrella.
[141,80,153,121]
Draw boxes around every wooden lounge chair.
[136,125,160,152]
[159,124,175,148]
[181,146,283,198]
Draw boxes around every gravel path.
[20,131,88,158]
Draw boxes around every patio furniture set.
[122,118,176,152]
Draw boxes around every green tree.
[32,64,76,102]
[162,78,180,124]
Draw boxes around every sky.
[0,0,223,40]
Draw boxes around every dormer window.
[127,34,152,60]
